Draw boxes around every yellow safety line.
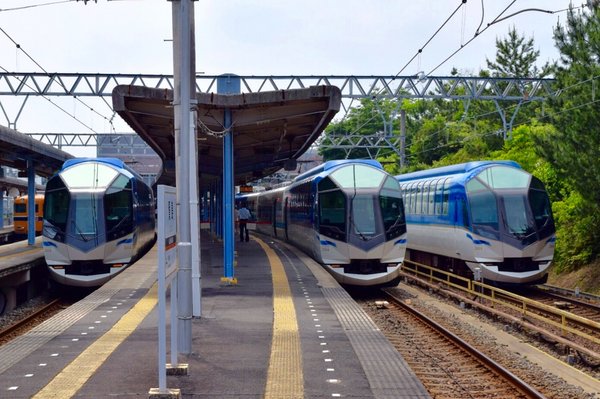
[254,237,304,399]
[33,284,158,399]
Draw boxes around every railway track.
[358,289,546,399]
[529,286,600,323]
[400,267,600,366]
[0,298,62,345]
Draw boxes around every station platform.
[0,235,43,273]
[0,231,431,399]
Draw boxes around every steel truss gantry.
[0,72,557,151]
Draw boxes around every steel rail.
[0,298,61,341]
[383,288,547,399]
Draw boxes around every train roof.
[293,159,383,183]
[396,160,521,183]
[61,157,143,181]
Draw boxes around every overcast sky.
[0,0,579,156]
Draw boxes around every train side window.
[416,182,423,214]
[403,184,410,214]
[421,181,427,215]
[427,180,435,215]
[442,178,451,215]
[421,182,427,215]
[421,183,427,215]
[44,177,70,232]
[14,202,26,214]
[434,179,443,215]
[406,185,412,214]
[412,184,417,214]
[318,189,346,241]
[403,184,411,214]
[105,175,133,238]
[467,179,499,239]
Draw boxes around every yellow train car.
[14,194,44,236]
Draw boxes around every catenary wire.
[0,26,115,131]
[0,64,97,132]
[0,0,74,12]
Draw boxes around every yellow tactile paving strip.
[254,237,304,399]
[32,284,158,399]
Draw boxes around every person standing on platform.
[237,202,251,242]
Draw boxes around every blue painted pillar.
[218,74,240,283]
[27,158,35,246]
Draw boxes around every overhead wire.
[0,0,74,12]
[426,2,588,75]
[391,1,467,79]
[0,64,97,132]
[0,25,116,133]
[331,1,585,164]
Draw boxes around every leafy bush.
[551,191,600,273]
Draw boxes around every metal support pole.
[27,158,35,246]
[171,0,195,355]
[216,179,222,238]
[218,75,240,283]
[400,109,406,168]
[189,105,202,317]
[210,184,215,236]
[223,108,235,282]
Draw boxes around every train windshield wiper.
[385,218,402,234]
[72,221,90,242]
[107,214,131,233]
[349,216,369,241]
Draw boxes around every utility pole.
[171,0,196,355]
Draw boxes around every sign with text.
[158,185,177,273]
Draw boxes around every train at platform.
[13,193,44,236]
[396,160,555,285]
[42,158,155,287]
[238,159,407,286]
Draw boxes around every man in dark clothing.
[237,203,251,242]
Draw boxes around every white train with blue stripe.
[396,161,555,285]
[239,160,407,286]
[42,158,156,287]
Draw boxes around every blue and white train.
[42,158,156,287]
[239,160,407,286]
[396,161,555,285]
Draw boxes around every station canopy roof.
[112,84,341,187]
[0,125,73,178]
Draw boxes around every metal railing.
[400,260,600,346]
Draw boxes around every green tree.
[484,26,553,137]
[536,6,600,205]
[533,5,600,266]
[486,25,552,78]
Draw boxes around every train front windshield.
[318,164,406,242]
[466,166,554,245]
[44,162,133,242]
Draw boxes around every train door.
[272,198,277,238]
[284,197,289,240]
